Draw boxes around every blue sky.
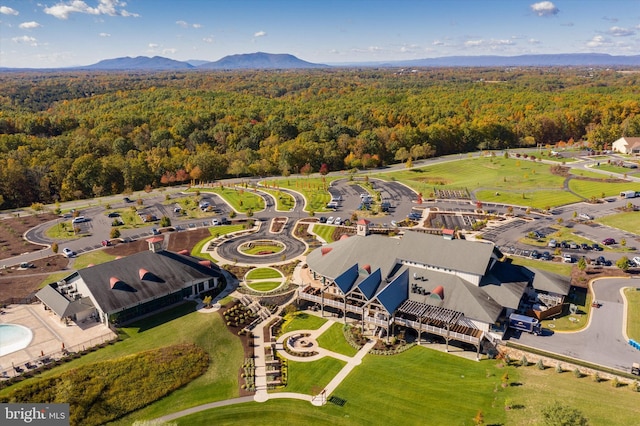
[1,0,639,68]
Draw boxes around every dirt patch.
[0,255,69,303]
[0,213,57,260]
[167,228,211,253]
[571,265,629,288]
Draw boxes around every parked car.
[530,250,540,259]
[71,216,86,224]
[20,262,35,268]
[220,217,230,225]
[62,248,75,258]
[335,217,342,225]
[211,219,220,226]
[562,253,573,263]
[547,239,557,248]
[541,251,552,261]
[580,243,591,250]
[560,240,570,248]
[318,216,327,223]
[633,257,640,267]
[591,243,603,251]
[569,241,578,249]
[123,197,132,203]
[602,238,616,245]
[579,213,593,220]
[326,217,335,225]
[151,228,161,235]
[101,240,111,246]
[107,212,120,218]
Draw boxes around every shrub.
[536,359,545,370]
[555,363,563,373]
[593,372,601,383]
[520,355,528,367]
[110,228,121,239]
[573,368,582,378]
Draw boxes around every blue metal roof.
[376,269,409,314]
[357,268,382,300]
[334,263,359,295]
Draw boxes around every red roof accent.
[362,264,371,274]
[87,263,94,267]
[443,229,455,235]
[340,234,350,240]
[139,268,149,280]
[357,218,371,225]
[321,247,333,256]
[198,260,212,268]
[146,237,163,243]
[115,256,123,260]
[177,249,189,255]
[431,285,444,300]
[109,276,121,289]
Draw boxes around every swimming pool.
[0,324,33,356]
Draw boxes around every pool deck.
[0,303,116,377]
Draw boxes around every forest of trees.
[0,67,639,209]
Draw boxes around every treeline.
[0,67,639,209]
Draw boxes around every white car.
[62,248,75,258]
[326,216,335,225]
[562,253,573,263]
[633,257,640,267]
[579,213,593,221]
[335,217,342,225]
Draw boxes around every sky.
[1,0,639,68]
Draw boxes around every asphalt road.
[512,278,640,373]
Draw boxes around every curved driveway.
[511,278,640,372]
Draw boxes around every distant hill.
[363,53,640,68]
[198,52,328,69]
[81,56,195,70]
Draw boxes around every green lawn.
[311,224,337,243]
[266,176,341,212]
[45,221,77,239]
[316,323,359,357]
[246,268,282,280]
[274,357,346,395]
[509,256,573,276]
[282,312,327,334]
[476,189,581,209]
[568,179,635,200]
[592,164,640,175]
[175,345,640,426]
[0,302,243,425]
[597,211,640,235]
[624,287,640,341]
[240,244,283,255]
[258,187,296,211]
[190,224,245,259]
[38,271,70,288]
[541,288,592,332]
[196,187,265,213]
[245,281,282,292]
[72,250,117,269]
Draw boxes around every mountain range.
[3,52,640,71]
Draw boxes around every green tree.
[617,256,630,271]
[110,228,121,239]
[578,257,587,271]
[51,242,59,254]
[541,402,588,426]
[160,216,171,227]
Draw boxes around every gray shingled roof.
[77,250,222,314]
[528,268,571,296]
[36,284,95,317]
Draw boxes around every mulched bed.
[0,255,69,302]
[571,265,630,288]
[0,213,58,260]
[216,301,256,397]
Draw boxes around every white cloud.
[176,20,188,28]
[432,40,444,46]
[162,48,177,55]
[19,21,41,29]
[148,43,159,49]
[586,35,610,48]
[43,0,139,20]
[12,35,38,46]
[0,6,19,15]
[465,39,484,47]
[530,1,559,17]
[608,26,635,37]
[528,38,541,45]
[202,37,214,43]
[99,32,110,37]
[192,23,202,29]
[253,30,266,37]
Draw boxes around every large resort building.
[36,238,223,326]
[300,220,570,356]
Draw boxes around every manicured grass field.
[311,224,337,243]
[45,221,77,239]
[509,256,573,276]
[568,179,635,200]
[275,357,346,395]
[266,176,341,212]
[282,312,327,334]
[593,164,640,175]
[190,224,245,259]
[476,189,581,209]
[624,287,640,341]
[316,323,358,357]
[246,268,282,280]
[541,288,592,332]
[198,187,264,213]
[39,271,71,288]
[175,344,640,426]
[240,243,283,255]
[73,250,117,269]
[245,281,282,292]
[258,187,296,211]
[597,211,640,235]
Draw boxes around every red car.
[602,238,616,245]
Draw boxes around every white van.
[72,216,86,224]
